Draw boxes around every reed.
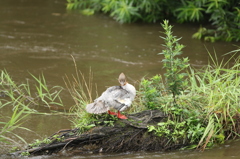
[0,70,63,110]
[0,69,64,146]
[30,73,63,107]
[63,56,97,130]
[0,104,31,145]
[187,52,240,149]
[141,21,240,150]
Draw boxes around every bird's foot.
[108,110,118,116]
[117,111,128,119]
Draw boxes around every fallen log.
[11,110,191,157]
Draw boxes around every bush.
[139,21,240,150]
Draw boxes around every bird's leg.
[108,110,117,116]
[117,111,128,119]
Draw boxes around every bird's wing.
[107,86,130,99]
[86,100,108,114]
[106,86,133,111]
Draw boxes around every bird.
[86,73,136,119]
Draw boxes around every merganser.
[86,73,136,119]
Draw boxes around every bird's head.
[118,73,127,86]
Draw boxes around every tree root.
[10,110,190,157]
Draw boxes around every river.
[0,0,239,158]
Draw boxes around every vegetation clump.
[0,70,64,147]
[139,20,240,150]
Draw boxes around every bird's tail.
[86,101,108,114]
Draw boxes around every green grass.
[0,69,64,146]
[63,56,98,132]
[0,105,31,145]
[141,51,240,150]
[187,53,240,150]
[138,21,240,150]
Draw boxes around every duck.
[86,73,136,119]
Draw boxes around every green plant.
[63,56,95,131]
[186,52,240,149]
[0,104,31,146]
[28,139,44,148]
[177,0,240,42]
[138,20,189,111]
[30,73,63,107]
[143,21,240,150]
[0,70,36,111]
[66,0,240,42]
[138,75,166,110]
[66,0,174,23]
[176,1,204,22]
[0,70,63,110]
[148,120,187,143]
[28,135,64,149]
[159,20,189,103]
[0,70,65,147]
[20,151,30,156]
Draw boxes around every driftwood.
[11,110,191,157]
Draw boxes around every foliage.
[30,73,63,107]
[0,70,63,110]
[66,0,240,42]
[28,135,63,149]
[67,0,102,15]
[159,20,189,102]
[138,75,166,110]
[140,21,240,150]
[63,56,95,132]
[182,0,240,42]
[0,70,64,146]
[20,151,30,156]
[0,105,31,146]
[148,120,187,144]
[67,0,174,23]
[187,52,240,149]
[139,20,189,110]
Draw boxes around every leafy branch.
[159,20,189,103]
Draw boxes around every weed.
[148,120,187,144]
[20,151,30,156]
[144,21,240,150]
[30,73,64,107]
[28,135,64,149]
[138,75,166,110]
[159,20,189,103]
[0,69,64,146]
[186,52,240,149]
[0,104,31,146]
[63,56,97,132]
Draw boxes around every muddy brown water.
[0,0,239,158]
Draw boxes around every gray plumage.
[86,73,136,114]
